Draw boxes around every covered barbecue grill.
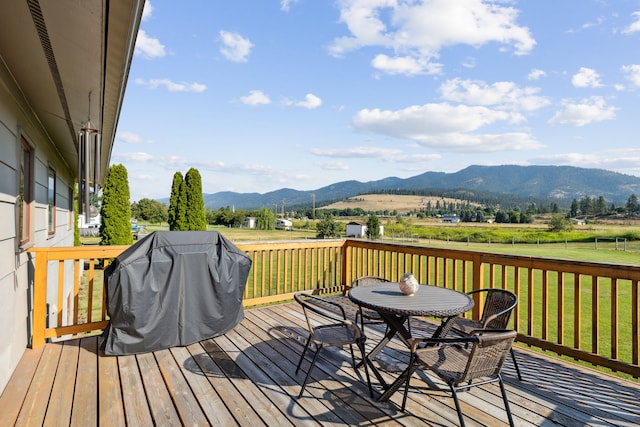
[101,231,252,355]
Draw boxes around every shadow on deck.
[1,301,639,426]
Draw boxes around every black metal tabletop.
[348,282,474,318]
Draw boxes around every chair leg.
[295,338,311,374]
[450,385,467,427]
[498,375,515,427]
[511,348,523,381]
[357,339,373,397]
[349,344,357,369]
[298,347,322,398]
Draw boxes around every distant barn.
[442,214,461,223]
[346,221,384,238]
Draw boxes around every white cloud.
[330,0,535,75]
[461,57,476,69]
[112,151,154,162]
[310,146,441,163]
[142,1,153,21]
[135,78,206,92]
[528,69,546,81]
[117,131,153,144]
[568,16,606,33]
[219,30,253,62]
[621,64,640,87]
[352,103,542,152]
[548,96,616,126]
[296,93,322,109]
[310,146,402,158]
[135,30,166,59]
[623,11,640,34]
[318,161,350,171]
[371,54,441,76]
[240,90,271,106]
[571,67,603,88]
[529,151,640,171]
[439,78,550,112]
[280,0,300,12]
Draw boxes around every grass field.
[322,194,481,214]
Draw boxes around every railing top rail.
[344,239,640,279]
[235,239,344,251]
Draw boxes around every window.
[68,185,74,230]
[48,167,56,235]
[19,138,34,246]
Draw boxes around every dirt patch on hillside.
[321,194,478,214]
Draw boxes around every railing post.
[342,240,351,294]
[31,249,48,348]
[471,252,484,319]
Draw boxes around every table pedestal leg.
[377,316,456,402]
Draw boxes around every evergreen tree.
[168,172,187,230]
[595,196,607,215]
[99,164,133,246]
[568,199,580,217]
[184,168,207,230]
[626,194,639,214]
[366,214,380,240]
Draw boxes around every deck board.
[1,302,639,426]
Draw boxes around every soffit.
[0,0,144,183]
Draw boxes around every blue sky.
[112,0,640,202]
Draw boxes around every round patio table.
[349,282,474,318]
[348,282,474,401]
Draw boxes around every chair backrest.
[343,275,391,295]
[294,293,347,330]
[459,330,517,384]
[471,289,518,329]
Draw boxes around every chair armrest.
[407,335,478,352]
[468,328,513,335]
[481,308,515,328]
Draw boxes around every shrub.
[99,164,133,246]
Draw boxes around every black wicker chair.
[448,288,522,380]
[294,292,373,398]
[402,329,517,427]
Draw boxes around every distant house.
[442,214,461,223]
[243,217,256,229]
[346,221,384,238]
[276,219,293,230]
[78,206,101,236]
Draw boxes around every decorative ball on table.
[399,272,419,296]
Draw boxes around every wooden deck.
[1,301,639,426]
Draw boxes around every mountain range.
[197,165,640,211]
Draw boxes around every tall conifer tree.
[99,164,133,245]
[168,172,187,230]
[184,168,207,230]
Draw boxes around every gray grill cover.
[101,231,252,355]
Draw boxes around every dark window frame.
[19,137,34,247]
[47,166,56,235]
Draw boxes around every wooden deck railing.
[28,238,640,378]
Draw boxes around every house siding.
[0,61,75,394]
